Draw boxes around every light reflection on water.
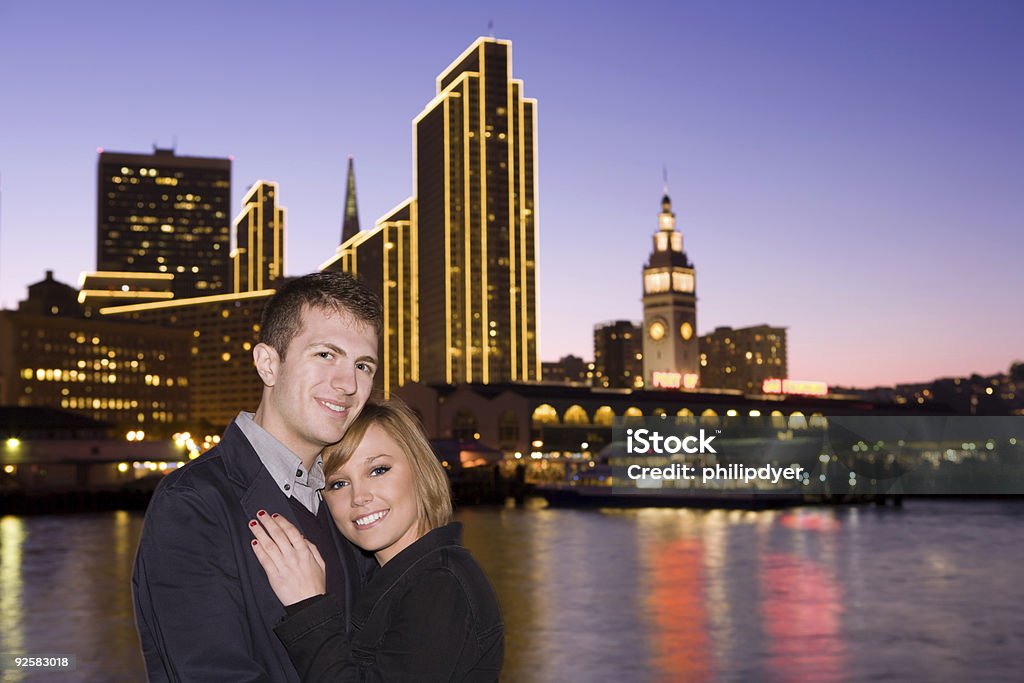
[1,501,1023,682]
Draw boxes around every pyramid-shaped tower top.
[647,192,691,269]
[341,157,360,244]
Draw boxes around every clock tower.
[642,193,699,389]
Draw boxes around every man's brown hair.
[258,272,382,359]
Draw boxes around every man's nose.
[330,362,357,395]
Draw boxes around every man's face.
[256,305,378,460]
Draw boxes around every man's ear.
[253,343,280,387]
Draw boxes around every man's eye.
[356,362,374,375]
[327,480,349,490]
[370,465,391,477]
[318,351,334,360]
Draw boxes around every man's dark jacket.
[132,421,370,682]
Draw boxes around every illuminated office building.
[322,200,416,397]
[77,271,175,316]
[413,37,539,385]
[593,321,643,389]
[102,291,273,430]
[0,271,189,432]
[97,148,232,298]
[231,181,285,293]
[642,193,698,389]
[699,325,788,393]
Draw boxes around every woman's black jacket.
[275,523,503,682]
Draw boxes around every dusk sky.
[1,0,1021,388]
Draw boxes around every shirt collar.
[234,411,325,498]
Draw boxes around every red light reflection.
[646,538,713,682]
[760,552,847,682]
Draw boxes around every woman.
[248,400,503,682]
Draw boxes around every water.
[1,501,1022,682]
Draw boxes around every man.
[132,272,381,682]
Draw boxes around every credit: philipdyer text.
[626,463,805,485]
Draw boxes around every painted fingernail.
[252,540,258,546]
[271,513,279,519]
[257,510,266,516]
[249,521,257,527]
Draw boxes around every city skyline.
[1,1,1021,388]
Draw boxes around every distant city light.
[763,378,829,396]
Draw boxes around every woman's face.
[323,423,422,565]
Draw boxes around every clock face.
[649,320,666,341]
[680,321,693,341]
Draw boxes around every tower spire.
[341,156,360,244]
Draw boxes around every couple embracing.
[132,272,503,682]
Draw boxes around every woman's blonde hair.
[323,399,453,533]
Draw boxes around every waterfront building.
[0,407,183,493]
[231,181,286,293]
[0,290,190,434]
[395,381,891,457]
[96,148,232,298]
[642,194,699,389]
[414,37,539,386]
[593,320,644,389]
[699,325,788,393]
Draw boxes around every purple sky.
[1,0,1021,388]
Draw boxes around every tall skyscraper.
[341,157,360,244]
[231,181,285,293]
[642,193,699,389]
[413,37,539,385]
[96,148,231,298]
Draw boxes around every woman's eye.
[369,465,391,477]
[327,480,349,490]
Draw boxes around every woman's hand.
[248,511,326,606]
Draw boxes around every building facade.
[101,291,273,431]
[323,200,416,398]
[232,181,285,293]
[593,320,643,389]
[97,148,232,298]
[414,37,539,386]
[0,309,190,434]
[642,194,698,389]
[699,325,788,392]
[77,271,175,315]
[541,355,589,384]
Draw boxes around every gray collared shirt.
[235,411,324,514]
